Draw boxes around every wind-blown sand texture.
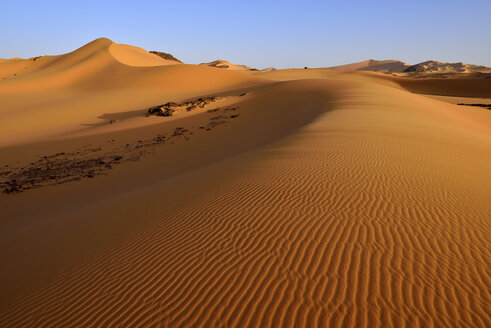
[0,39,490,327]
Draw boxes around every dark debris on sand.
[1,93,246,194]
[146,92,248,117]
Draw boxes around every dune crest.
[109,42,181,67]
[329,59,410,73]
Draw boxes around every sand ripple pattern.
[1,87,490,327]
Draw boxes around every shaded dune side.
[328,59,409,73]
[1,81,490,327]
[0,79,331,299]
[386,75,491,98]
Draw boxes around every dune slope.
[108,43,180,67]
[0,38,263,147]
[0,41,490,328]
[329,59,410,73]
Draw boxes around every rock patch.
[146,93,248,117]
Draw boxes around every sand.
[328,59,410,73]
[0,39,490,327]
[200,59,255,71]
[328,59,491,74]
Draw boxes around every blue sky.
[1,0,490,69]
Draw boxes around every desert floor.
[1,38,490,327]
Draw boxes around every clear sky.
[1,0,490,69]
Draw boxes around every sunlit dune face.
[108,42,181,67]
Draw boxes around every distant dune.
[1,38,490,328]
[404,60,491,74]
[329,59,410,73]
[200,59,257,71]
[330,58,491,75]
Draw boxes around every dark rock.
[149,51,182,63]
[147,105,163,116]
[160,108,174,116]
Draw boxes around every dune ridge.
[404,60,491,74]
[329,59,410,73]
[0,39,490,327]
[0,38,264,147]
[108,42,180,67]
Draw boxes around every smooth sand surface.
[108,42,180,67]
[0,39,490,327]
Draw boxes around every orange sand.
[0,39,490,327]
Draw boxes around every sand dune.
[109,42,180,67]
[386,74,491,97]
[0,38,263,146]
[0,57,36,79]
[329,59,410,73]
[404,60,491,74]
[200,59,256,71]
[329,59,491,75]
[1,39,490,327]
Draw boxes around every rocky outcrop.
[149,51,182,63]
[146,95,239,117]
[147,104,176,117]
